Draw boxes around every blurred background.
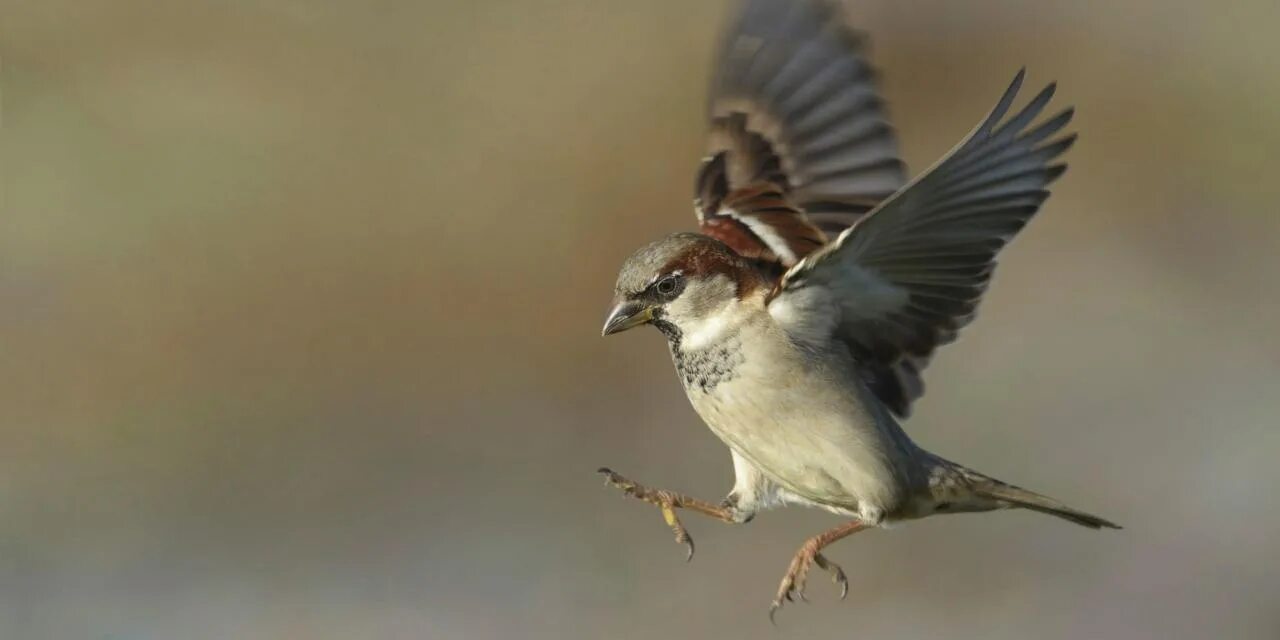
[2,1,1278,638]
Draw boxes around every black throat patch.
[670,334,744,393]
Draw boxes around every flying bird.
[597,0,1119,619]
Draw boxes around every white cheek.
[662,274,742,350]
[681,308,736,350]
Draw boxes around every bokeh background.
[3,1,1278,638]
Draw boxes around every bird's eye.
[654,275,680,296]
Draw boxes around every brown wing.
[693,0,916,414]
[695,0,906,269]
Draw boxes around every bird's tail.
[976,481,1121,530]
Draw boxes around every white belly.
[681,331,911,520]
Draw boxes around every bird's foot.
[769,540,849,623]
[598,467,737,561]
[598,467,696,560]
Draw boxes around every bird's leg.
[769,520,868,622]
[598,467,742,561]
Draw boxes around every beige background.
[2,1,1278,638]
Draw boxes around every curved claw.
[770,575,800,621]
[772,548,852,621]
[768,521,867,620]
[662,502,697,562]
[598,467,630,491]
[814,553,849,600]
[768,584,803,623]
[599,467,709,562]
[598,467,624,489]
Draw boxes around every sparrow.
[596,0,1119,620]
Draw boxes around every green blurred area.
[1,1,1278,638]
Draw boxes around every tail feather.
[978,482,1121,530]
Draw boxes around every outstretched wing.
[695,0,906,268]
[769,70,1076,417]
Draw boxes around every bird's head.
[602,232,761,341]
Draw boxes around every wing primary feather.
[937,133,1076,193]
[768,68,1074,417]
[985,82,1056,144]
[971,68,1026,141]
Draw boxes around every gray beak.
[601,300,655,336]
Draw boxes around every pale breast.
[675,321,917,520]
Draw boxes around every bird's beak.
[601,300,655,336]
